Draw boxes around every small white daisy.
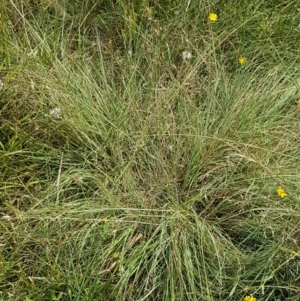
[182,50,192,60]
[49,107,61,119]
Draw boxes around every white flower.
[0,79,3,91]
[182,50,192,60]
[49,107,61,119]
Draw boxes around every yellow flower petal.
[277,187,287,198]
[243,296,257,301]
[239,56,247,65]
[209,13,218,22]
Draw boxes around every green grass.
[1,0,300,300]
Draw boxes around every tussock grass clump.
[1,0,300,300]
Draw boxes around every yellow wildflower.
[103,217,109,224]
[243,296,257,301]
[239,56,247,65]
[277,187,287,198]
[209,13,218,22]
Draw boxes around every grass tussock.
[1,0,300,300]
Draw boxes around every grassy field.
[1,1,300,300]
